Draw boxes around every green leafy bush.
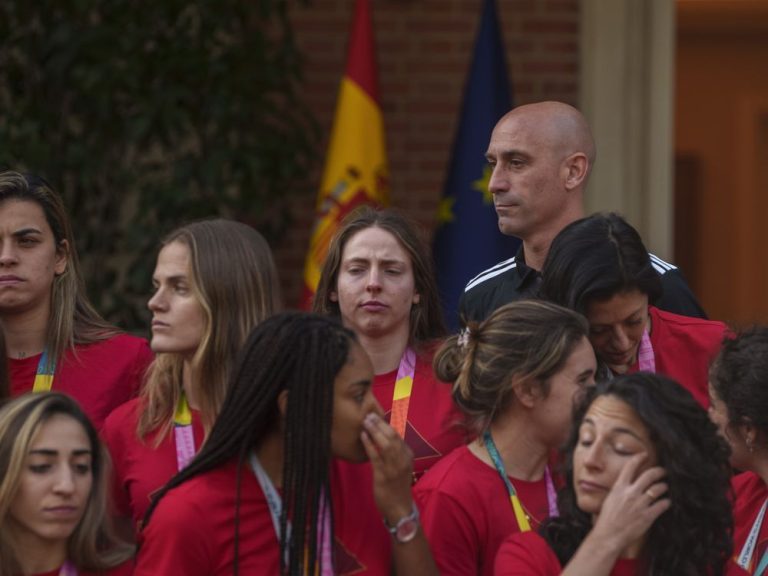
[0,0,318,329]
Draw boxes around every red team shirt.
[31,562,133,576]
[627,306,726,408]
[732,471,768,574]
[494,531,638,576]
[414,445,551,576]
[102,397,206,528]
[135,458,393,575]
[373,348,467,480]
[9,334,153,430]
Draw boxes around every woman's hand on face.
[591,454,671,552]
[360,412,415,524]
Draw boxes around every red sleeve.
[420,489,483,576]
[102,402,134,519]
[127,337,154,396]
[494,532,560,576]
[134,495,213,576]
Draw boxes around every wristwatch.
[383,502,420,543]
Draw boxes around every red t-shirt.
[9,334,153,430]
[413,445,551,576]
[134,458,392,575]
[494,531,637,576]
[373,347,467,481]
[32,561,133,576]
[732,471,768,574]
[102,397,205,529]
[628,306,726,408]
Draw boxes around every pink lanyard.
[173,393,196,471]
[59,561,77,576]
[250,452,334,575]
[637,329,656,372]
[390,347,416,439]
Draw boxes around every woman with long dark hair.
[0,171,152,430]
[495,373,738,575]
[103,219,280,531]
[539,212,727,407]
[135,312,437,576]
[0,392,132,575]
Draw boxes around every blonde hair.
[434,300,589,432]
[138,219,281,441]
[0,171,119,388]
[0,393,132,574]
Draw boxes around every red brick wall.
[277,0,580,307]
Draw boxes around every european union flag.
[432,0,520,330]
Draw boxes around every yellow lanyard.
[32,349,55,392]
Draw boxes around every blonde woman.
[0,392,132,575]
[103,219,280,531]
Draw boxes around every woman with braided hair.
[134,312,437,576]
[414,300,597,576]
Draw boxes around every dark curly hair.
[709,326,768,438]
[541,373,733,575]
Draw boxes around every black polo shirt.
[458,246,707,325]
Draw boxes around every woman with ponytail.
[134,312,437,575]
[414,300,596,576]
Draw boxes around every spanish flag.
[301,0,389,308]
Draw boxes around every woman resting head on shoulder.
[314,207,463,480]
[0,171,153,429]
[539,212,727,408]
[102,218,280,530]
[415,300,596,576]
[709,326,768,575]
[494,373,735,576]
[0,392,132,576]
[135,312,436,576]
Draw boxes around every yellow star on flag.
[472,165,494,204]
[437,197,456,224]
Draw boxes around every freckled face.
[573,395,657,515]
[331,227,420,340]
[0,199,68,315]
[330,342,383,463]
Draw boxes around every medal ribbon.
[173,393,196,471]
[390,347,416,439]
[32,349,55,392]
[483,430,558,533]
[250,452,333,575]
[59,560,78,576]
[637,329,656,372]
[737,497,768,572]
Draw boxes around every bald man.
[459,101,705,323]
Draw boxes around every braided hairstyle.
[142,312,357,575]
